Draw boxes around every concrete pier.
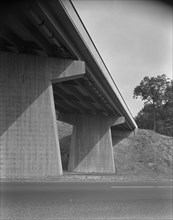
[0,52,84,177]
[58,114,127,173]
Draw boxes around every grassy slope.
[57,121,173,180]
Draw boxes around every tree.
[133,74,172,134]
[162,80,173,136]
[133,74,169,105]
[135,104,155,130]
[164,80,173,106]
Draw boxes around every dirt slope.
[113,129,172,179]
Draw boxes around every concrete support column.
[59,114,115,173]
[0,52,86,178]
[0,52,66,178]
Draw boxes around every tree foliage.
[133,75,173,136]
[133,74,168,106]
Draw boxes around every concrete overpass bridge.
[0,0,137,178]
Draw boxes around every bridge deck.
[0,0,137,131]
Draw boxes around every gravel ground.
[1,172,172,183]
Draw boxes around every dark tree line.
[133,74,173,136]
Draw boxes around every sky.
[72,0,172,117]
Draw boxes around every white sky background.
[72,0,172,117]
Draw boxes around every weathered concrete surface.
[0,52,85,178]
[58,114,127,173]
[69,115,115,173]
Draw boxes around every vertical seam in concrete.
[109,126,115,172]
[49,83,63,174]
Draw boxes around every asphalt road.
[1,181,173,219]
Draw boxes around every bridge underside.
[0,52,134,177]
[53,71,129,173]
[0,0,136,178]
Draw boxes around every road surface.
[1,181,172,219]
